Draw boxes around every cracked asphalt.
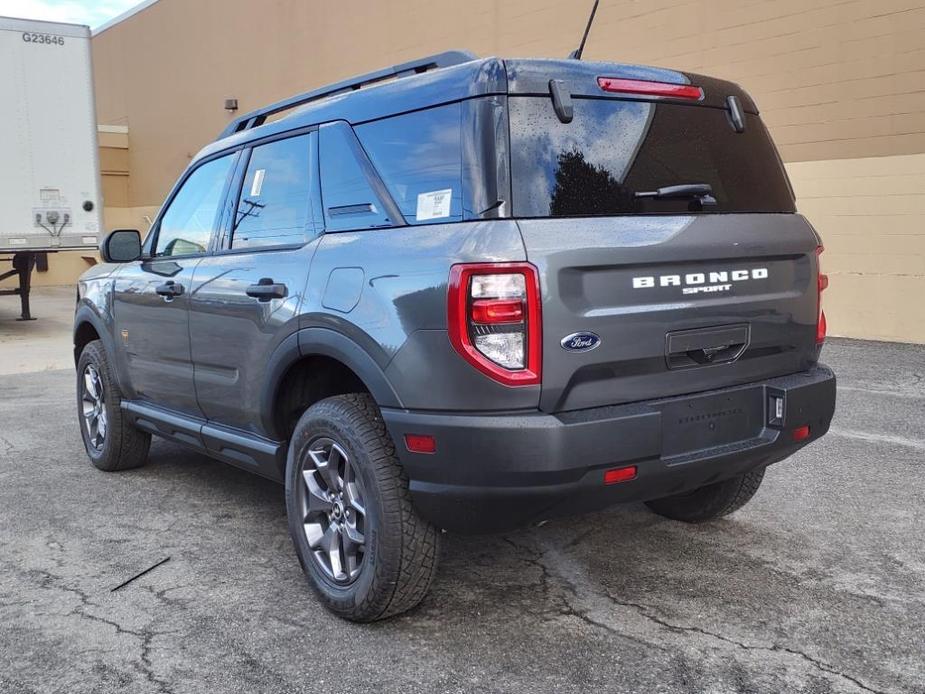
[1,299,923,692]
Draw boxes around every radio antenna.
[569,0,600,60]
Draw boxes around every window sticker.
[250,169,266,197]
[416,189,452,221]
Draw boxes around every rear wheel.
[76,340,150,471]
[645,468,765,523]
[285,394,440,622]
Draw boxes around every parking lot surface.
[1,290,923,693]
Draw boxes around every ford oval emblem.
[560,332,601,353]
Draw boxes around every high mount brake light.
[597,77,703,101]
[447,263,542,386]
[816,246,828,345]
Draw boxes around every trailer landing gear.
[0,252,38,321]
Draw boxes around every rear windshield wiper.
[635,183,716,206]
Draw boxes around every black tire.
[645,467,766,523]
[285,393,440,622]
[76,340,150,471]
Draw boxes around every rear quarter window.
[509,96,795,217]
[356,103,464,225]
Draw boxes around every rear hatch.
[504,60,822,413]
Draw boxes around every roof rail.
[218,50,478,140]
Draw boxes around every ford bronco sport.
[74,51,836,621]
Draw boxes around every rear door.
[113,153,237,416]
[508,84,821,413]
[189,131,322,435]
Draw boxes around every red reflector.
[604,465,638,485]
[597,77,703,100]
[404,434,436,454]
[792,425,811,442]
[471,298,524,324]
[816,309,827,345]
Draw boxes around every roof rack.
[218,50,478,139]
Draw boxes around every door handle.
[155,280,184,299]
[246,278,288,302]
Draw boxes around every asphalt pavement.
[0,290,923,693]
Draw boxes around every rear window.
[509,97,795,217]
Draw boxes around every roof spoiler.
[217,50,478,140]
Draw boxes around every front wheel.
[76,340,150,471]
[645,468,766,523]
[285,394,441,622]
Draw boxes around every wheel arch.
[73,304,115,366]
[261,328,403,440]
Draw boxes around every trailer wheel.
[76,340,150,471]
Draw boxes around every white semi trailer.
[0,16,102,320]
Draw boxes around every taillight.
[447,263,542,386]
[816,246,828,345]
[597,77,703,101]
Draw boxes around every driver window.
[154,154,234,257]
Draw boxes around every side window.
[231,133,317,250]
[155,155,234,257]
[319,121,393,232]
[356,102,463,225]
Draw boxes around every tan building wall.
[77,0,925,342]
[787,154,925,342]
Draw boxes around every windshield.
[509,96,795,217]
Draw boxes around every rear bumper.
[382,365,836,533]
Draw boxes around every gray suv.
[74,51,836,621]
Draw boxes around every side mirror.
[100,229,142,263]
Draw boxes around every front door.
[189,131,322,435]
[113,152,237,417]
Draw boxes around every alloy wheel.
[298,437,367,583]
[81,363,107,451]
